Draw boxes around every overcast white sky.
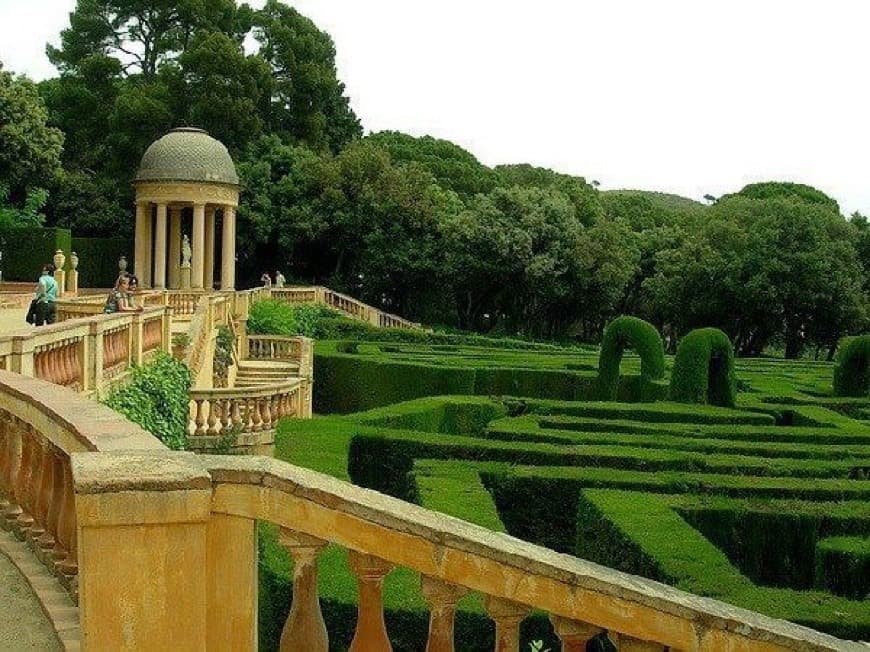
[1,0,867,215]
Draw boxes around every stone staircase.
[233,359,301,388]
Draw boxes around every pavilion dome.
[134,127,239,186]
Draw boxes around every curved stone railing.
[0,308,169,395]
[0,371,164,599]
[67,450,858,651]
[271,285,421,330]
[188,378,304,449]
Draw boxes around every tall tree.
[252,0,360,151]
[0,64,64,202]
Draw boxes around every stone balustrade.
[68,448,858,652]
[246,334,306,362]
[0,369,859,651]
[272,285,421,330]
[188,378,304,449]
[0,371,164,600]
[0,308,169,395]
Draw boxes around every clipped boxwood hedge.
[0,226,71,282]
[597,316,665,401]
[670,328,736,407]
[815,536,870,599]
[833,335,870,397]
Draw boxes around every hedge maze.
[262,325,870,649]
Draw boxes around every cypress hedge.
[596,316,665,401]
[833,335,870,397]
[0,226,71,281]
[670,328,736,407]
[70,237,132,288]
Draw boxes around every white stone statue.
[182,235,192,267]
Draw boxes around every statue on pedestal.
[182,235,192,267]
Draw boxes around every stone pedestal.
[67,270,79,296]
[53,270,66,298]
[180,265,191,290]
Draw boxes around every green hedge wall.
[314,348,665,413]
[670,328,736,407]
[597,316,665,401]
[833,335,870,397]
[70,237,132,288]
[0,227,71,282]
[815,536,870,599]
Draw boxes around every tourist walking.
[33,264,58,326]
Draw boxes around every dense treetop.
[0,0,867,357]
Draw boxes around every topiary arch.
[597,316,665,401]
[670,328,736,407]
[833,335,870,397]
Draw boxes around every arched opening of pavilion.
[133,127,239,291]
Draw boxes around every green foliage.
[0,65,63,198]
[815,536,870,599]
[247,299,298,336]
[0,184,48,228]
[597,316,665,400]
[727,182,841,214]
[833,336,870,397]
[0,226,71,282]
[70,237,131,287]
[103,352,192,450]
[670,328,736,407]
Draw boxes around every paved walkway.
[0,308,31,336]
[0,551,62,651]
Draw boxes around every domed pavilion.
[133,127,240,290]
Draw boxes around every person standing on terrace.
[33,263,58,325]
[104,274,142,313]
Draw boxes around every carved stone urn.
[119,256,128,272]
[70,251,79,271]
[53,249,66,271]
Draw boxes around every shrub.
[247,299,298,336]
[213,325,234,385]
[597,316,665,401]
[670,328,737,407]
[833,335,870,397]
[103,352,192,450]
[815,537,870,599]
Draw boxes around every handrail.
[67,450,857,652]
[271,285,422,330]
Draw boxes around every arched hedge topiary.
[832,335,870,397]
[670,328,736,407]
[597,316,665,401]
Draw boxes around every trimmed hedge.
[670,328,736,407]
[597,316,665,401]
[833,335,870,397]
[0,226,71,282]
[70,236,132,288]
[815,536,870,599]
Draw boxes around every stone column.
[168,207,182,289]
[134,202,150,286]
[153,203,168,289]
[143,205,153,288]
[204,207,216,290]
[192,203,205,289]
[220,206,236,290]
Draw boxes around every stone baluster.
[207,399,219,435]
[421,576,468,652]
[38,447,64,553]
[0,414,14,510]
[261,395,272,430]
[231,399,243,432]
[14,431,36,532]
[28,438,51,543]
[251,398,263,432]
[550,616,604,652]
[348,551,393,652]
[3,419,23,522]
[608,634,667,651]
[483,597,528,652]
[194,399,207,436]
[279,529,328,652]
[56,461,77,576]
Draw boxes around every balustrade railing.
[246,335,303,361]
[270,285,421,330]
[188,378,303,446]
[0,308,168,395]
[66,448,857,652]
[0,371,163,600]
